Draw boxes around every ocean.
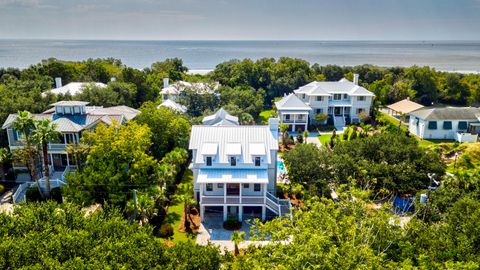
[1,40,480,72]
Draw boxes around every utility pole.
[133,189,138,221]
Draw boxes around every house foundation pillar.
[262,206,266,221]
[223,205,228,221]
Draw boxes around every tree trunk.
[184,203,190,230]
[234,244,239,256]
[42,143,50,198]
[26,140,44,198]
[0,164,5,181]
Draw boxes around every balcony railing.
[48,143,67,151]
[201,195,265,205]
[282,119,307,123]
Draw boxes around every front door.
[227,183,240,195]
[334,107,341,116]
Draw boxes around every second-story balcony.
[48,143,68,152]
[328,99,352,106]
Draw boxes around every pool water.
[277,160,286,174]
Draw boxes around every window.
[285,114,290,120]
[356,108,365,114]
[74,106,81,114]
[333,94,342,100]
[243,183,249,189]
[64,106,72,114]
[343,94,348,100]
[443,121,452,130]
[206,183,213,191]
[217,183,224,189]
[230,156,236,166]
[358,96,366,101]
[316,96,323,101]
[302,94,306,99]
[316,108,323,114]
[206,156,212,166]
[458,121,468,130]
[254,184,261,192]
[255,157,261,166]
[428,121,437,130]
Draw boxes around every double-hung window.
[206,183,213,192]
[358,96,366,101]
[230,156,236,166]
[428,121,437,130]
[254,157,261,166]
[316,96,322,101]
[254,184,261,192]
[443,121,452,130]
[206,156,212,166]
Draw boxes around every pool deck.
[277,156,290,184]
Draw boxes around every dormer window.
[358,96,366,101]
[230,156,236,166]
[255,157,261,166]
[206,156,212,166]
[333,94,342,100]
[316,96,323,101]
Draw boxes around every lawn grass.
[163,169,197,243]
[418,139,455,148]
[318,134,333,145]
[258,109,276,124]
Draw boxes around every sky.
[0,0,480,40]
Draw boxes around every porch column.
[49,153,54,166]
[199,184,203,204]
[224,184,227,204]
[238,206,243,222]
[263,183,267,204]
[239,182,242,204]
[262,206,266,221]
[66,154,70,166]
[223,205,228,221]
[200,205,205,219]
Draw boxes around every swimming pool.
[277,160,286,174]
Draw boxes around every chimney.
[268,118,279,131]
[163,78,169,88]
[353,74,359,85]
[55,77,62,88]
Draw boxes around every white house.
[160,78,219,101]
[189,118,290,222]
[408,107,480,142]
[2,101,140,180]
[275,75,375,131]
[42,77,107,96]
[202,108,239,126]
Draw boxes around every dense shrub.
[0,184,4,194]
[157,223,174,239]
[223,215,242,230]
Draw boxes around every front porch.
[278,111,309,132]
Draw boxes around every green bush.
[157,223,174,239]
[0,184,4,194]
[26,187,62,203]
[223,215,242,230]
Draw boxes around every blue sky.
[1,0,479,40]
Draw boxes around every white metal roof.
[189,125,278,164]
[157,99,187,113]
[225,143,242,156]
[202,108,239,126]
[197,169,269,183]
[293,78,374,97]
[249,143,266,156]
[274,94,312,111]
[201,143,218,156]
[45,82,107,96]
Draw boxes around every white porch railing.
[201,195,266,205]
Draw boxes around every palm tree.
[31,119,59,198]
[231,230,246,256]
[0,148,11,182]
[174,182,197,232]
[13,111,37,178]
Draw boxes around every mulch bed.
[178,207,201,233]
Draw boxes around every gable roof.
[294,78,375,97]
[274,94,312,111]
[2,104,138,132]
[202,108,239,126]
[157,99,187,113]
[189,125,278,164]
[387,99,424,114]
[410,107,480,121]
[44,82,107,96]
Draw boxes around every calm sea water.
[1,40,480,72]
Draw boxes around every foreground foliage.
[0,202,221,269]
